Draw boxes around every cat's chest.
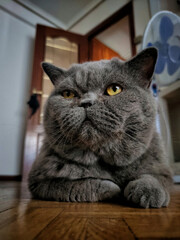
[56,149,113,181]
[57,148,99,165]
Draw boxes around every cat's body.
[29,48,173,208]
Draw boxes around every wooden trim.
[30,25,45,124]
[0,176,22,181]
[86,1,136,57]
[86,2,133,38]
[31,25,45,93]
[90,38,125,61]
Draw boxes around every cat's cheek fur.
[124,174,170,208]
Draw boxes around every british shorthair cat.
[28,47,173,208]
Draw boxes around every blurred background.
[0,0,180,181]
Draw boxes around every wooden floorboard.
[0,181,180,240]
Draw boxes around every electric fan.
[142,11,180,87]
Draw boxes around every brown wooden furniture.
[90,38,125,61]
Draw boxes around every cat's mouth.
[81,116,98,131]
[82,117,92,125]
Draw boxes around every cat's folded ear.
[41,62,66,86]
[126,47,158,88]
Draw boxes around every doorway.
[87,1,135,60]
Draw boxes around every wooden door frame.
[86,1,136,59]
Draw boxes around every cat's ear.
[126,47,158,88]
[41,62,66,86]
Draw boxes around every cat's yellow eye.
[62,90,75,99]
[106,84,122,96]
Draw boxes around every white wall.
[149,0,180,17]
[133,0,151,52]
[0,1,54,176]
[0,10,34,175]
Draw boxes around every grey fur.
[29,48,173,208]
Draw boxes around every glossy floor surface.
[0,181,180,240]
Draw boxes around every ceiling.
[15,0,104,29]
[14,0,132,59]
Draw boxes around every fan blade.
[169,45,180,63]
[155,53,166,74]
[160,16,173,43]
[167,57,180,75]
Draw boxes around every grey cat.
[28,47,173,208]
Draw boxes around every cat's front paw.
[124,175,170,208]
[97,180,121,201]
[69,179,121,202]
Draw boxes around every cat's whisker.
[55,118,83,149]
[121,129,153,155]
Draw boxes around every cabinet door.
[23,24,89,181]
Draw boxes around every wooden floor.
[0,181,180,240]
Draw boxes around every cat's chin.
[77,123,101,149]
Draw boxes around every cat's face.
[42,48,158,157]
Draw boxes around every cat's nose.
[80,92,97,108]
[80,100,93,108]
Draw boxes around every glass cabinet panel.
[40,37,78,123]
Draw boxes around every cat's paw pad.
[124,177,170,208]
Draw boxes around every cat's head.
[42,47,158,163]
